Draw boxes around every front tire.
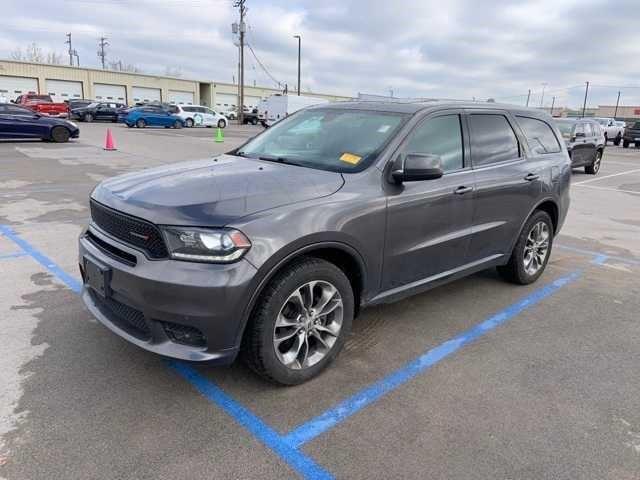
[136,118,146,128]
[623,140,629,148]
[185,118,194,128]
[50,126,70,143]
[614,134,621,146]
[251,117,258,125]
[497,210,553,285]
[84,113,93,122]
[243,257,354,385]
[173,120,182,129]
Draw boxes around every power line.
[246,43,282,89]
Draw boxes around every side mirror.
[392,153,444,183]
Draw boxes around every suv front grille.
[90,200,168,259]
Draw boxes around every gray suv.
[79,102,571,384]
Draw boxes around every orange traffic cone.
[104,128,116,151]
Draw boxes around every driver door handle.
[524,173,540,181]
[454,186,474,195]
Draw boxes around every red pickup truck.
[14,94,69,118]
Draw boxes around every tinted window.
[516,116,561,154]
[405,115,464,172]
[469,114,520,166]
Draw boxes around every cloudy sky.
[2,0,640,108]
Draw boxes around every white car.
[174,105,228,128]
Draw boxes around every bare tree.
[164,66,183,78]
[108,60,142,73]
[11,43,64,64]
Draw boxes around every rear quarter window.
[516,116,561,154]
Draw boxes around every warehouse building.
[0,59,350,109]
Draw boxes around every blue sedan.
[0,104,79,142]
[125,107,185,129]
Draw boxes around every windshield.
[554,120,576,137]
[237,108,407,172]
[27,95,52,103]
[594,118,608,126]
[87,102,99,108]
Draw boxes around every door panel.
[382,111,475,290]
[384,171,476,289]
[466,112,542,261]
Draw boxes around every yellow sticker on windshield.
[340,152,362,165]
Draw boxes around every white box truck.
[262,94,328,127]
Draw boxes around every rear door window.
[468,114,520,166]
[516,116,561,154]
[583,123,593,137]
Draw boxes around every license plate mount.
[84,257,111,298]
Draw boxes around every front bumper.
[79,225,257,363]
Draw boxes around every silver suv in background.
[79,102,571,385]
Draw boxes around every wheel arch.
[236,241,367,348]
[506,197,559,257]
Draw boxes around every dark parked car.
[0,104,79,142]
[79,102,571,384]
[72,102,127,122]
[66,99,94,111]
[553,118,605,174]
[622,121,640,148]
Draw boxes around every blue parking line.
[1,224,330,479]
[168,361,333,480]
[591,254,609,265]
[0,251,28,260]
[557,244,640,265]
[283,270,582,448]
[0,225,82,293]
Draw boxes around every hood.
[91,154,344,226]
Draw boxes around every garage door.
[132,87,161,103]
[46,79,83,102]
[94,84,127,103]
[168,90,194,105]
[0,75,38,102]
[215,93,237,110]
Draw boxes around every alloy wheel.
[593,152,602,173]
[523,221,550,276]
[273,280,343,370]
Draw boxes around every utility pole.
[614,90,621,118]
[525,89,531,107]
[65,33,74,66]
[233,0,246,124]
[581,81,589,118]
[98,37,109,69]
[550,96,556,116]
[540,82,547,107]
[293,35,301,96]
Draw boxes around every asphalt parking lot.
[1,122,639,479]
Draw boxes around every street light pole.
[550,96,556,116]
[525,89,531,107]
[293,35,301,96]
[614,90,621,118]
[540,82,547,107]
[581,81,589,118]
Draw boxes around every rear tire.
[604,133,608,144]
[136,119,146,128]
[497,210,553,285]
[173,120,182,129]
[243,257,354,385]
[614,134,621,146]
[585,150,602,175]
[185,118,194,128]
[84,113,93,122]
[623,140,629,148]
[50,126,70,143]
[251,117,258,125]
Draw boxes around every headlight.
[161,227,251,263]
[67,121,78,128]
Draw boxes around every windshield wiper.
[256,154,303,167]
